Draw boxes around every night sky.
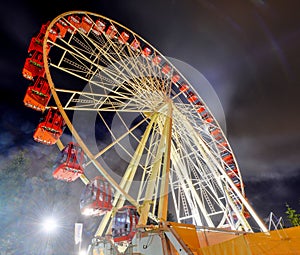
[1,0,300,243]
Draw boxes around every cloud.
[229,133,300,183]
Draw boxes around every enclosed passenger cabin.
[53,142,87,182]
[152,55,162,66]
[118,31,130,44]
[187,91,198,103]
[106,24,118,39]
[67,15,82,30]
[33,107,65,145]
[201,112,213,123]
[55,19,69,38]
[92,19,106,35]
[23,76,51,112]
[130,38,140,51]
[171,74,180,84]
[161,63,171,75]
[80,176,114,216]
[209,127,221,137]
[48,25,60,42]
[178,82,189,92]
[195,101,205,113]
[27,22,51,56]
[225,163,239,178]
[22,21,60,81]
[112,205,139,243]
[141,46,151,58]
[22,50,45,81]
[221,150,233,163]
[79,16,93,34]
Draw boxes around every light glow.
[42,217,58,233]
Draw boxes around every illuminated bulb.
[42,217,58,233]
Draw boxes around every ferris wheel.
[23,10,268,237]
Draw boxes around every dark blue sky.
[1,0,300,228]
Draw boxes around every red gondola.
[68,15,81,30]
[152,55,162,66]
[79,16,93,34]
[80,176,114,216]
[209,127,221,137]
[48,25,60,42]
[141,46,151,57]
[161,64,171,75]
[178,82,189,92]
[53,142,87,182]
[201,112,213,123]
[118,31,130,44]
[209,127,229,149]
[130,38,140,51]
[112,205,139,243]
[22,50,45,81]
[23,76,51,112]
[28,37,51,56]
[213,133,223,142]
[171,74,180,84]
[221,150,233,163]
[214,135,229,150]
[33,107,65,145]
[187,91,198,103]
[55,19,69,38]
[92,19,106,35]
[225,163,237,172]
[225,163,239,178]
[227,168,239,178]
[195,101,205,113]
[106,24,118,39]
[27,22,51,56]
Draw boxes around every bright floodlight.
[42,217,58,233]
